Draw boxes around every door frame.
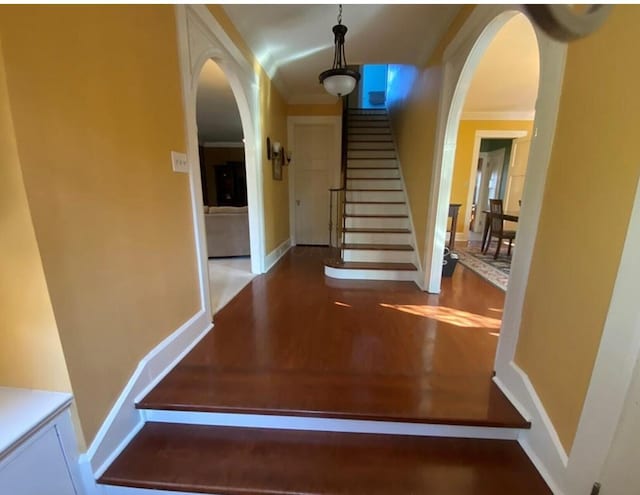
[463,129,528,238]
[287,115,342,246]
[176,5,265,321]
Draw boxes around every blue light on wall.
[361,64,389,108]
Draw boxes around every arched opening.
[449,13,539,292]
[176,5,265,324]
[195,59,256,315]
[422,6,567,378]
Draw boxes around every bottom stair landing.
[99,423,551,495]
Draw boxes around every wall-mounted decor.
[268,137,284,180]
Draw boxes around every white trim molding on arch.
[462,129,529,240]
[423,4,569,491]
[175,5,266,321]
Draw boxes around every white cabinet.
[0,388,83,495]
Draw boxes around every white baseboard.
[494,361,568,495]
[264,238,291,273]
[80,310,212,481]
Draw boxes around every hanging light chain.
[337,4,342,25]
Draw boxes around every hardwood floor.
[140,247,526,428]
[100,423,551,494]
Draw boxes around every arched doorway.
[176,5,265,322]
[448,13,539,291]
[195,59,256,314]
[422,6,567,374]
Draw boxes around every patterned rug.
[456,241,512,291]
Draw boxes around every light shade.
[320,69,359,97]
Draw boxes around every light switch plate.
[171,151,189,173]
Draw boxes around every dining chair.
[483,199,516,259]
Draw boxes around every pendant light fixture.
[318,4,360,97]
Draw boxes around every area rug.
[456,242,511,291]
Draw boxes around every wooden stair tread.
[348,157,396,160]
[343,243,414,251]
[345,214,409,218]
[99,423,550,495]
[344,228,410,233]
[324,260,417,271]
[347,167,398,170]
[345,201,405,204]
[347,177,400,180]
[347,189,402,192]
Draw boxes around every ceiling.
[462,13,539,117]
[196,59,243,144]
[223,4,461,104]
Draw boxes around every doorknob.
[296,200,301,206]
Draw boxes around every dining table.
[481,209,520,252]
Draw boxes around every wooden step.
[342,243,414,251]
[99,423,551,495]
[324,260,417,271]
[345,214,408,218]
[344,228,411,234]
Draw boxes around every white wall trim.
[176,4,266,284]
[461,111,536,121]
[462,129,529,238]
[201,141,244,148]
[493,362,568,493]
[80,310,212,481]
[386,115,423,280]
[143,409,521,441]
[287,115,342,247]
[564,174,640,494]
[264,238,291,273]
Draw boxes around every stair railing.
[328,95,350,262]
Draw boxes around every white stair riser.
[348,159,398,168]
[344,232,412,244]
[346,190,405,202]
[347,168,399,179]
[348,150,396,159]
[343,249,414,263]
[345,203,408,215]
[345,216,410,229]
[325,266,417,282]
[348,127,391,135]
[347,179,402,190]
[348,141,395,150]
[348,134,393,142]
[142,409,521,440]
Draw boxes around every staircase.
[324,108,419,282]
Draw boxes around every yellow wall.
[287,102,342,116]
[0,39,72,397]
[450,120,534,232]
[0,6,201,443]
[388,6,474,262]
[515,5,640,452]
[207,6,290,253]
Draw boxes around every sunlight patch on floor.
[380,303,502,329]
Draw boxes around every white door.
[293,123,339,245]
[474,148,506,233]
[504,137,532,213]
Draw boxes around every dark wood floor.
[100,423,551,494]
[140,247,526,428]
